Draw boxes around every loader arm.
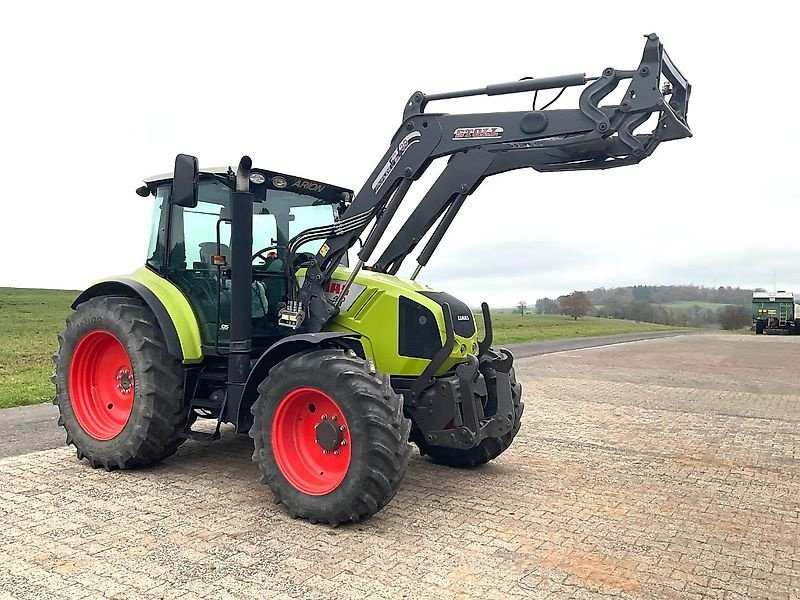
[284,33,691,332]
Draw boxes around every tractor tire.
[250,348,411,525]
[52,296,190,470]
[415,366,524,469]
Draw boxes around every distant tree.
[632,285,655,302]
[516,300,527,315]
[586,287,608,305]
[534,297,560,314]
[599,297,626,320]
[652,305,673,325]
[718,305,751,331]
[628,300,655,323]
[558,291,593,320]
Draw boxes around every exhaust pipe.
[228,156,253,385]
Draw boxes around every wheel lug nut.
[321,414,327,420]
[333,450,340,455]
[332,415,337,421]
[339,425,346,432]
[340,440,347,446]
[323,449,329,454]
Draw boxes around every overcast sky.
[2,2,798,306]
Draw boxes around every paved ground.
[1,334,798,599]
[0,331,690,459]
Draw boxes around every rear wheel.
[414,366,524,468]
[250,348,411,525]
[53,296,190,470]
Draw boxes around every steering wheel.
[252,245,283,264]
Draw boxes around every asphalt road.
[498,329,691,359]
[0,330,691,459]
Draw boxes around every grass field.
[0,287,683,410]
[660,301,732,311]
[476,313,679,345]
[0,288,78,409]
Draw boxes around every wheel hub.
[314,419,343,452]
[116,368,133,394]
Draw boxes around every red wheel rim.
[271,387,352,495]
[68,330,135,440]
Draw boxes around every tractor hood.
[305,267,479,377]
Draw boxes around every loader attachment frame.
[283,33,691,332]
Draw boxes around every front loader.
[53,34,691,525]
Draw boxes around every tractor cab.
[138,167,353,352]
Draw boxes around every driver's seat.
[198,242,230,267]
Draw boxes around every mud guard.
[72,279,183,360]
[235,332,361,431]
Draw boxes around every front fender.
[236,332,360,431]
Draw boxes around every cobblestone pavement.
[1,334,798,599]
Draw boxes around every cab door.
[163,180,235,349]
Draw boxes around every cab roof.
[143,166,229,184]
[753,291,794,299]
[142,166,353,205]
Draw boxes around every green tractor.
[53,35,691,524]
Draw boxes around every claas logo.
[324,281,349,298]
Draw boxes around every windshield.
[154,180,340,270]
[262,188,338,256]
[289,204,340,254]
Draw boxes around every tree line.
[586,284,754,307]
[524,284,754,330]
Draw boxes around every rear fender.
[72,268,203,363]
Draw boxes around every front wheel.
[250,348,411,525]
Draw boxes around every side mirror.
[171,154,199,208]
